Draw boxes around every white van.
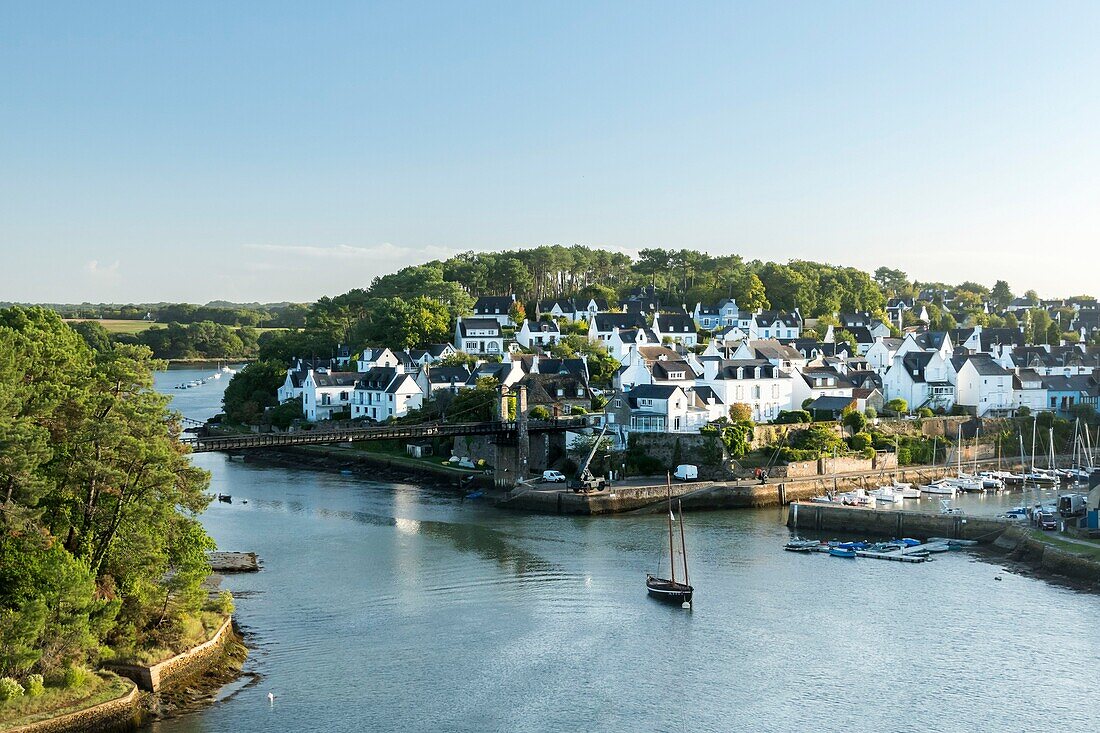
[674,464,698,481]
[542,470,567,483]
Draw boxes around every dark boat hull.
[646,575,693,604]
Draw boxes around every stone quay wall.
[105,616,233,693]
[4,679,140,733]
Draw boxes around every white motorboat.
[920,481,957,496]
[871,486,900,503]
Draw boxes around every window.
[772,384,779,398]
[613,398,622,408]
[736,386,744,400]
[753,386,761,399]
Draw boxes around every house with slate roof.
[472,295,517,326]
[350,366,424,422]
[301,368,363,421]
[454,317,507,356]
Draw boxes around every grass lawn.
[0,673,132,731]
[1027,529,1100,561]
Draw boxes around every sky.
[2,2,1098,304]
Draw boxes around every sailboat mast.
[1031,416,1038,474]
[1049,427,1056,470]
[677,499,689,587]
[666,474,676,585]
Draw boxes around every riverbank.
[989,525,1100,590]
[237,445,493,489]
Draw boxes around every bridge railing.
[181,416,591,452]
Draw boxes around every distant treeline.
[72,320,259,360]
[249,246,1099,365]
[13,301,311,328]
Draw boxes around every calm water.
[151,366,1099,732]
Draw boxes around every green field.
[64,318,153,334]
[65,319,286,335]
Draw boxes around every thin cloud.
[84,259,120,278]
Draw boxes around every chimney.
[531,354,540,374]
[703,359,719,382]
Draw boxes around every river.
[151,365,1099,732]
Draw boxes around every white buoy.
[682,601,691,609]
[268,692,275,704]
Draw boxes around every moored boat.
[647,476,693,606]
[828,547,857,558]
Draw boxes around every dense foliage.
[221,361,287,425]
[114,322,259,359]
[0,307,213,678]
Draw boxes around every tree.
[728,403,753,423]
[1028,309,1052,344]
[509,301,526,325]
[222,360,286,424]
[448,377,507,422]
[885,398,909,415]
[438,351,478,369]
[990,280,1013,310]
[873,267,908,295]
[842,408,867,433]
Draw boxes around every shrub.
[774,410,811,424]
[61,664,91,690]
[0,677,25,701]
[897,446,913,465]
[569,405,588,416]
[917,407,934,418]
[842,409,867,433]
[25,674,44,697]
[728,403,753,423]
[1016,406,1031,417]
[885,398,908,415]
[209,591,235,616]
[850,432,872,451]
[864,406,877,419]
[529,405,552,420]
[860,446,876,459]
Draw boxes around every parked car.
[674,464,698,481]
[542,470,567,483]
[1037,511,1057,530]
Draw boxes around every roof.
[695,303,720,316]
[517,372,593,405]
[1042,374,1100,394]
[355,367,399,390]
[652,360,694,380]
[693,386,723,404]
[913,331,951,350]
[806,395,856,412]
[592,312,647,332]
[310,370,363,388]
[746,339,804,361]
[754,311,801,328]
[537,299,576,313]
[525,318,560,333]
[425,366,471,384]
[900,352,935,383]
[627,383,684,400]
[656,312,695,333]
[957,355,1011,376]
[712,359,788,380]
[473,296,515,313]
[457,318,502,336]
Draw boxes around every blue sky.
[2,2,1098,303]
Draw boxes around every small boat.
[647,475,693,606]
[217,493,232,503]
[920,481,956,496]
[228,454,245,462]
[784,538,822,552]
[828,547,857,558]
[465,490,485,500]
[898,538,921,547]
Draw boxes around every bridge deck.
[182,418,589,453]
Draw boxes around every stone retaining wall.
[785,502,1011,542]
[994,525,1100,585]
[5,680,140,733]
[105,616,233,693]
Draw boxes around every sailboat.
[646,475,693,606]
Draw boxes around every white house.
[454,317,507,356]
[790,367,855,412]
[588,312,648,343]
[606,384,706,433]
[953,355,1014,416]
[697,358,794,422]
[356,347,402,372]
[614,346,696,392]
[865,337,904,373]
[301,368,362,422]
[607,326,661,362]
[1012,369,1048,413]
[882,350,956,413]
[653,311,698,348]
[350,366,424,422]
[515,318,561,348]
[417,365,472,396]
[731,340,806,373]
[536,299,578,322]
[751,311,801,340]
[472,295,517,326]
